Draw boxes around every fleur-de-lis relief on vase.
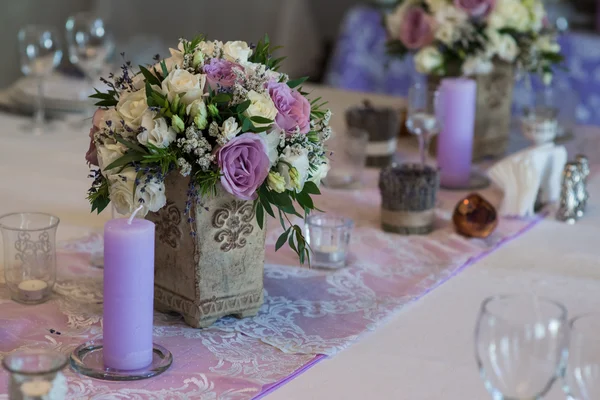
[213,201,255,252]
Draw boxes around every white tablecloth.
[0,85,598,399]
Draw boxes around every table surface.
[0,84,598,399]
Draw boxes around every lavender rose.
[217,132,270,200]
[267,81,311,135]
[399,7,434,50]
[203,58,244,90]
[85,109,104,166]
[454,0,496,17]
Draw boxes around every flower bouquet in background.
[384,0,564,159]
[85,35,331,327]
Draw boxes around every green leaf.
[249,125,271,133]
[139,65,161,87]
[259,193,275,218]
[236,100,251,114]
[242,117,253,132]
[115,137,148,155]
[256,202,264,230]
[302,181,321,195]
[161,60,169,78]
[104,151,145,171]
[286,76,309,89]
[296,191,314,210]
[278,209,286,231]
[212,93,232,104]
[288,232,297,254]
[275,228,290,251]
[94,100,117,107]
[249,116,274,124]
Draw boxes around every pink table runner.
[0,169,543,398]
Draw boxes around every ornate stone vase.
[429,62,515,161]
[146,174,265,328]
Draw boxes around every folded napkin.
[488,143,567,217]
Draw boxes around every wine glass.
[17,25,63,135]
[475,295,569,399]
[406,82,442,168]
[65,12,114,121]
[563,313,600,400]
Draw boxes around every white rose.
[277,145,310,192]
[223,41,252,63]
[116,88,148,129]
[135,177,167,216]
[535,35,561,53]
[95,108,123,132]
[434,5,468,45]
[243,90,277,127]
[488,31,519,62]
[132,73,145,90]
[259,128,282,166]
[97,142,127,175]
[138,112,177,148]
[160,69,206,105]
[489,0,530,32]
[218,117,241,144]
[309,161,330,187]
[108,168,137,216]
[462,55,494,76]
[198,40,223,58]
[414,46,444,74]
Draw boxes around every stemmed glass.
[65,12,114,121]
[17,25,63,135]
[563,313,600,400]
[406,82,442,168]
[475,295,569,399]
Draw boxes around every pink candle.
[437,78,477,188]
[103,217,155,370]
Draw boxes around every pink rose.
[85,109,105,166]
[267,81,311,135]
[399,7,434,50]
[217,132,270,200]
[203,58,244,90]
[454,0,495,17]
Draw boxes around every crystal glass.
[323,128,369,189]
[305,215,354,269]
[406,82,442,168]
[563,313,600,400]
[475,295,568,399]
[17,25,63,135]
[2,350,68,400]
[0,212,60,304]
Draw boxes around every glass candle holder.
[324,128,369,189]
[0,212,59,304]
[305,215,354,269]
[521,107,559,145]
[2,350,68,400]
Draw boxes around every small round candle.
[17,279,49,302]
[20,380,52,397]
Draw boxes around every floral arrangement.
[85,35,331,264]
[385,0,563,81]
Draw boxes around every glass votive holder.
[521,107,558,145]
[2,350,68,400]
[323,128,369,189]
[0,212,59,304]
[345,102,401,168]
[305,215,354,269]
[379,163,439,235]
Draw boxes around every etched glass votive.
[324,128,369,189]
[305,215,354,269]
[0,212,59,304]
[379,164,440,235]
[2,350,68,400]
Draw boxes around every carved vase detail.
[212,200,255,252]
[155,201,183,249]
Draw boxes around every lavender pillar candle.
[437,78,477,188]
[103,217,155,370]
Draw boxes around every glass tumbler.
[2,350,68,400]
[305,215,354,269]
[0,212,60,304]
[563,313,600,400]
[323,128,368,189]
[475,295,569,400]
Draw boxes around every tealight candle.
[313,245,347,265]
[17,279,49,303]
[305,215,353,269]
[103,209,155,371]
[20,379,52,397]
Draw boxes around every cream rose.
[414,46,444,74]
[219,117,241,144]
[108,168,137,215]
[160,69,206,105]
[186,99,209,129]
[138,112,177,148]
[116,88,148,129]
[243,90,277,127]
[98,142,127,175]
[223,41,252,63]
[135,177,167,216]
[488,30,519,62]
[259,128,282,166]
[489,0,530,32]
[198,40,223,58]
[535,35,561,53]
[462,55,494,76]
[309,161,330,187]
[95,108,123,132]
[277,145,310,192]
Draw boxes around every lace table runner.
[0,178,543,399]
